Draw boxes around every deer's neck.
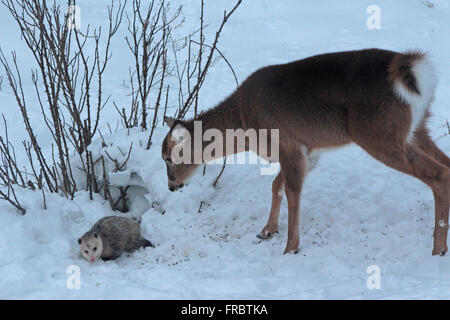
[192,94,242,133]
[186,94,244,162]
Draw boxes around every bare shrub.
[122,0,176,150]
[0,0,242,213]
[103,143,133,212]
[0,115,26,214]
[175,0,242,119]
[0,0,125,209]
[116,0,241,147]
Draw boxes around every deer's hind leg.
[414,125,450,169]
[352,125,450,256]
[258,170,283,240]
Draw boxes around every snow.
[1,0,450,299]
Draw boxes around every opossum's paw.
[256,229,278,240]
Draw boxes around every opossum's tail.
[132,216,142,224]
[140,238,155,249]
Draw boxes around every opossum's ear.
[93,233,98,238]
[77,238,82,245]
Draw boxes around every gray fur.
[79,216,153,261]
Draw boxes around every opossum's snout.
[169,183,184,192]
[79,236,102,262]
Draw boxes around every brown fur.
[388,51,423,94]
[162,48,450,256]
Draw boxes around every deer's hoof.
[283,248,299,255]
[432,247,448,256]
[257,230,278,240]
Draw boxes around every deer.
[161,48,450,256]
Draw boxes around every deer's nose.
[169,183,184,192]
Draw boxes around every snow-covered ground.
[0,0,450,299]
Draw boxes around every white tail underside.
[392,54,438,142]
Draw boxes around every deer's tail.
[388,50,438,140]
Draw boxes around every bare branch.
[177,0,242,118]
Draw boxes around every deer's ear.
[163,116,176,128]
[170,121,190,144]
[172,121,186,131]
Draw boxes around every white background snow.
[0,0,449,299]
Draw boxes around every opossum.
[78,216,154,262]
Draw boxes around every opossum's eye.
[84,250,88,254]
[93,247,97,251]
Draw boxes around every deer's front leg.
[258,170,283,240]
[281,151,306,254]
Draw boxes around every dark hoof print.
[441,251,446,256]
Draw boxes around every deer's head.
[161,116,199,191]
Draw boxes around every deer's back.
[237,49,402,149]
